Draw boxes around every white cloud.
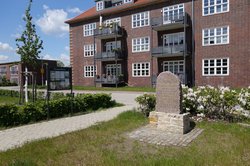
[67,7,81,14]
[11,33,21,38]
[36,7,69,36]
[0,55,9,61]
[64,46,70,52]
[43,5,49,10]
[0,42,14,52]
[60,53,70,66]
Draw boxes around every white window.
[163,61,184,75]
[10,65,18,75]
[124,0,133,3]
[96,1,104,11]
[132,62,150,77]
[84,66,96,77]
[203,26,229,46]
[202,58,229,76]
[0,67,7,75]
[132,11,150,28]
[84,44,96,57]
[203,0,229,16]
[163,4,184,24]
[106,64,122,76]
[104,17,121,26]
[132,37,150,52]
[163,32,184,47]
[83,23,96,36]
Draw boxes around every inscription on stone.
[155,71,182,114]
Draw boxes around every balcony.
[95,75,124,84]
[94,24,124,39]
[152,45,185,57]
[95,49,124,61]
[151,13,189,31]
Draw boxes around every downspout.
[192,0,195,86]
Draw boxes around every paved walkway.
[0,105,134,152]
[128,125,203,147]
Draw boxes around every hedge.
[0,93,116,127]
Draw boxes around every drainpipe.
[192,0,195,86]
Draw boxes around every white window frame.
[124,0,133,4]
[0,67,7,75]
[202,0,229,16]
[106,64,122,76]
[84,65,97,77]
[96,1,104,11]
[104,17,121,26]
[163,60,184,74]
[132,37,150,53]
[202,26,229,46]
[132,62,150,77]
[202,58,229,76]
[83,23,96,37]
[84,44,96,57]
[132,11,150,28]
[163,4,184,24]
[163,32,184,47]
[10,65,19,75]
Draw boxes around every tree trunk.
[25,67,28,103]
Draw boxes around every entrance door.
[163,60,185,83]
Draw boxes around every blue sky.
[0,0,95,66]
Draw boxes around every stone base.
[149,111,191,134]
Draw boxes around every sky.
[0,0,95,66]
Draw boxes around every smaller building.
[0,60,58,86]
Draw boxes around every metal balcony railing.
[94,24,123,38]
[152,45,184,57]
[95,75,124,84]
[151,13,188,30]
[95,49,124,60]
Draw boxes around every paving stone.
[128,125,203,147]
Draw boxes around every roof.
[65,0,164,24]
[0,59,57,66]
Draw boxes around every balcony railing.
[151,13,188,31]
[152,45,184,57]
[95,75,124,84]
[94,24,123,39]
[95,49,124,60]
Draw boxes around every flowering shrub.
[135,94,156,117]
[135,86,250,122]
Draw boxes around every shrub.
[0,93,116,127]
[135,94,156,117]
[135,86,250,122]
[0,104,20,126]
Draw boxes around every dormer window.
[96,1,104,11]
[124,0,133,3]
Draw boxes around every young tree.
[16,0,43,103]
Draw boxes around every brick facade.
[67,0,250,88]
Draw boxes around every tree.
[16,0,43,103]
[57,61,65,67]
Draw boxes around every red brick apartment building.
[66,0,250,88]
[0,60,57,85]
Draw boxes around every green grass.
[0,111,249,166]
[0,96,19,105]
[73,86,155,92]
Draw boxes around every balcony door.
[163,32,184,48]
[105,41,121,52]
[163,4,184,24]
[163,60,185,83]
[106,64,121,76]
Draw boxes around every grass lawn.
[0,111,249,166]
[0,96,19,105]
[73,86,155,92]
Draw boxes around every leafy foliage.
[16,0,43,68]
[135,94,156,117]
[0,93,116,127]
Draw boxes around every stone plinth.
[149,111,190,134]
